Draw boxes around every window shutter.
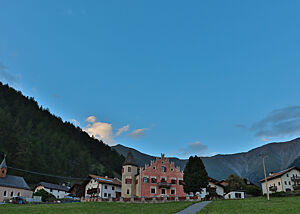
[130,179,132,184]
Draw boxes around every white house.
[224,191,245,199]
[34,182,69,199]
[83,174,121,198]
[259,166,300,195]
[207,177,225,197]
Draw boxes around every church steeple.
[0,156,7,178]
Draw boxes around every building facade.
[207,177,225,196]
[34,182,69,199]
[0,157,33,202]
[259,166,300,195]
[83,175,121,198]
[122,152,185,198]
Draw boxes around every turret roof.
[0,157,7,169]
[123,151,137,166]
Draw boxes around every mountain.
[112,138,300,184]
[0,82,124,185]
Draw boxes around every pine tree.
[183,155,208,194]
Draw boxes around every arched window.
[3,191,7,197]
[10,191,13,197]
[17,192,20,196]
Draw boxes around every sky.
[1,0,300,158]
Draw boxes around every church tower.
[0,156,7,178]
[121,151,138,198]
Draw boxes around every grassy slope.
[0,201,194,214]
[199,197,300,214]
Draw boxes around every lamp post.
[261,154,270,200]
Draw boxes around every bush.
[245,185,262,196]
[33,189,56,202]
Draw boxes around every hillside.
[112,138,300,184]
[0,82,124,185]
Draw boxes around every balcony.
[292,184,300,190]
[158,182,172,188]
[87,188,99,195]
[291,176,300,182]
[269,186,277,192]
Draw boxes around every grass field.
[199,197,300,214]
[0,201,194,214]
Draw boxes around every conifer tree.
[183,155,208,194]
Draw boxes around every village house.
[259,166,300,195]
[0,157,32,202]
[207,177,225,197]
[121,152,185,198]
[224,191,245,199]
[34,182,69,199]
[83,174,121,198]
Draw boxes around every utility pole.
[261,154,270,200]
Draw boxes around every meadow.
[0,201,194,214]
[199,197,300,214]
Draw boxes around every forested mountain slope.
[0,82,124,185]
[113,138,300,184]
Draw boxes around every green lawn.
[0,201,194,214]
[199,197,300,214]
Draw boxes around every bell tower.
[0,156,7,178]
[121,151,138,198]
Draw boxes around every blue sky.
[1,0,300,158]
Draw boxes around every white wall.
[208,181,224,196]
[224,191,244,199]
[85,178,121,198]
[34,186,68,199]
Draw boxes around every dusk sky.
[1,1,300,158]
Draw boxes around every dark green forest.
[0,82,124,185]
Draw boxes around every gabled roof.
[259,166,300,183]
[88,174,121,186]
[123,151,137,166]
[0,157,7,169]
[36,182,69,192]
[208,177,225,188]
[0,174,31,190]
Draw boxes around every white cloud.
[83,118,115,146]
[175,141,208,157]
[115,124,130,137]
[128,128,148,139]
[71,119,80,126]
[86,116,96,123]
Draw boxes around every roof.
[123,151,137,166]
[259,166,300,183]
[0,157,7,169]
[37,182,69,192]
[0,174,31,190]
[208,177,225,188]
[88,174,122,186]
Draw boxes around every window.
[151,187,156,194]
[57,195,59,199]
[171,168,174,171]
[143,177,148,183]
[287,174,289,177]
[161,189,166,195]
[171,189,176,195]
[10,191,13,197]
[112,186,115,190]
[17,192,20,196]
[171,179,176,184]
[285,181,287,185]
[151,177,156,183]
[161,166,166,172]
[161,177,166,182]
[161,161,164,164]
[278,182,280,186]
[235,193,242,198]
[289,181,291,185]
[153,166,156,170]
[125,179,132,184]
[105,185,108,189]
[126,189,130,195]
[179,180,183,185]
[128,167,131,172]
[104,193,107,197]
[108,193,111,197]
[3,191,7,197]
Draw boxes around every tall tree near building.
[183,155,208,194]
[225,174,246,192]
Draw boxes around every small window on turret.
[128,167,131,172]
